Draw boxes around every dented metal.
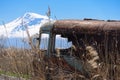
[38,19,120,79]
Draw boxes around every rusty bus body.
[35,19,120,79]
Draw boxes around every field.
[0,47,120,80]
[0,34,120,80]
[0,48,33,80]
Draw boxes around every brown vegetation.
[0,43,120,80]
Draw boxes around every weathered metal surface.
[53,19,120,35]
[40,21,55,34]
[38,19,120,79]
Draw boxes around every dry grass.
[0,44,120,80]
[0,45,46,80]
[0,47,120,80]
[0,48,46,80]
[0,48,33,79]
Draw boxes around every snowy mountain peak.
[21,12,48,26]
[0,12,49,37]
[23,12,48,19]
[11,12,49,33]
[0,12,70,49]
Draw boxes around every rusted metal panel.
[53,20,120,35]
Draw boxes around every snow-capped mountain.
[0,12,50,48]
[0,12,72,49]
[0,12,49,38]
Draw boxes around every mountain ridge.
[0,12,71,49]
[0,12,49,38]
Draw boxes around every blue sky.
[0,0,120,24]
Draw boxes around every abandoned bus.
[34,19,120,80]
